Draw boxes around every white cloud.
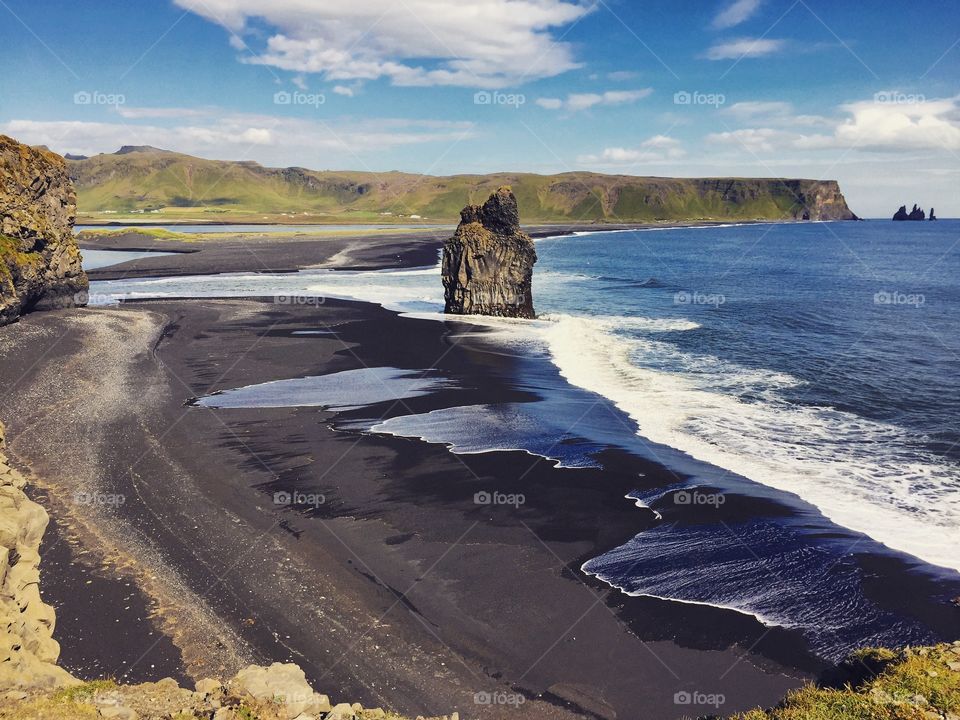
[333,85,355,97]
[607,70,639,81]
[832,96,960,151]
[172,0,593,88]
[704,37,785,60]
[0,112,476,166]
[291,75,308,91]
[538,88,653,111]
[712,0,763,29]
[708,95,960,154]
[578,135,685,165]
[706,127,789,153]
[536,98,563,110]
[239,127,273,144]
[723,101,793,119]
[723,101,832,127]
[116,107,209,119]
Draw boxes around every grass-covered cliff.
[732,643,960,720]
[67,147,857,224]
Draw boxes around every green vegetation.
[50,679,118,703]
[731,643,960,720]
[68,148,853,224]
[76,227,191,241]
[0,232,44,285]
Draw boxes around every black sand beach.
[0,229,820,719]
[8,229,957,719]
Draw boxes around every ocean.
[87,219,960,660]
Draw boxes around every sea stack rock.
[893,204,926,221]
[0,135,88,326]
[930,208,937,221]
[442,186,537,318]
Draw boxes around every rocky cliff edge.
[0,135,88,326]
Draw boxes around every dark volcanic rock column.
[0,135,88,326]
[442,187,537,318]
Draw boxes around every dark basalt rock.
[0,134,88,325]
[929,208,937,221]
[893,204,927,221]
[442,187,537,318]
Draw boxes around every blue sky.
[1,0,957,216]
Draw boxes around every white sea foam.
[539,312,960,572]
[91,251,960,573]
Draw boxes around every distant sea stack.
[442,187,537,318]
[930,208,937,221]
[0,135,88,326]
[893,204,927,221]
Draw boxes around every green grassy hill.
[67,146,858,224]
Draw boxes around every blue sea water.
[89,220,960,658]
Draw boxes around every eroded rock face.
[777,179,858,221]
[442,187,537,318]
[0,134,88,326]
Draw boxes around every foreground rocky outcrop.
[0,134,88,326]
[893,204,927,221]
[2,662,461,719]
[0,423,78,692]
[442,187,537,318]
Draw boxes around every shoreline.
[3,226,957,718]
[0,292,811,719]
[77,219,824,282]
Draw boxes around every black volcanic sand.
[33,487,189,685]
[0,296,811,720]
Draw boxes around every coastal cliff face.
[66,147,861,223]
[778,179,858,221]
[0,423,77,691]
[442,187,537,318]
[0,134,88,326]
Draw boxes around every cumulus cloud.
[173,0,593,88]
[712,0,763,29]
[0,112,476,166]
[832,96,960,151]
[537,88,653,111]
[708,95,960,154]
[704,37,785,60]
[333,85,355,97]
[578,135,685,165]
